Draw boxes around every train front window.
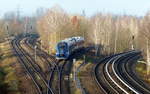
[57,42,68,52]
[59,45,65,49]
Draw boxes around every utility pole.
[6,25,9,37]
[24,18,27,36]
[83,55,86,64]
[82,10,86,17]
[30,25,32,33]
[59,31,61,41]
[34,45,37,61]
[40,40,42,50]
[24,17,29,35]
[16,5,22,21]
[83,24,86,62]
[94,19,98,56]
[147,38,150,75]
[73,59,76,82]
[48,31,51,54]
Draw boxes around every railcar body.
[56,36,84,59]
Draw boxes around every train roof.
[59,36,84,46]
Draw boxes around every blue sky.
[0,0,150,17]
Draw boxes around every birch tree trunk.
[147,38,150,75]
[94,23,98,56]
[114,25,118,54]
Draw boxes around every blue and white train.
[56,36,84,59]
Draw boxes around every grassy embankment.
[0,41,20,94]
[74,50,105,94]
[135,60,150,84]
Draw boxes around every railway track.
[25,37,65,94]
[105,52,139,94]
[115,52,150,93]
[14,35,150,94]
[24,38,57,94]
[11,37,54,94]
[94,55,118,94]
[12,37,43,94]
[28,36,77,94]
[19,38,54,93]
[94,51,149,94]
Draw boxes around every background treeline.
[0,6,150,60]
[36,6,150,59]
[0,11,37,42]
[0,11,37,57]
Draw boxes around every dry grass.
[0,41,20,94]
[69,60,83,94]
[135,62,150,84]
[0,40,39,94]
[74,89,82,94]
[79,63,101,94]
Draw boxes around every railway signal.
[5,23,9,37]
[31,25,32,30]
[6,25,9,31]
[6,25,9,36]
[131,35,135,50]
